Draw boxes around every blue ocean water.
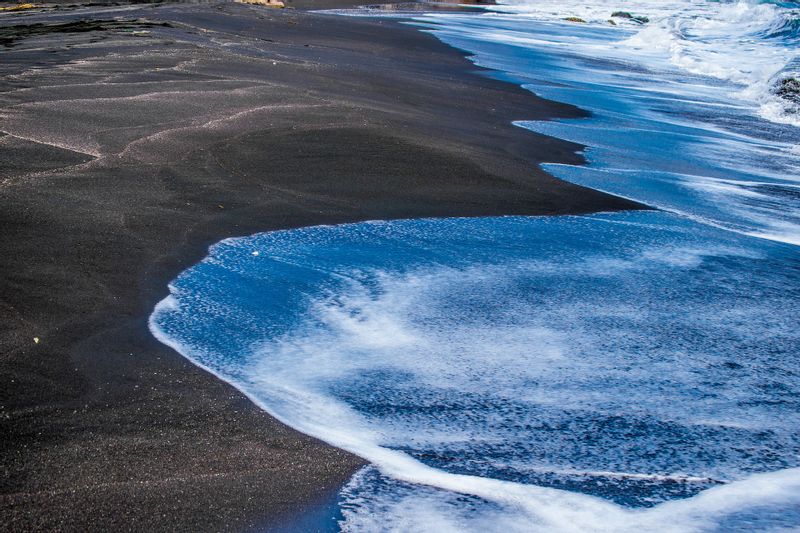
[151,1,800,531]
[151,213,800,530]
[412,0,800,245]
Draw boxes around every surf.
[150,212,800,531]
[410,0,800,245]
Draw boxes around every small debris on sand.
[235,0,285,8]
[0,3,37,11]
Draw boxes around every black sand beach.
[0,1,642,530]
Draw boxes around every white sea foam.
[481,0,800,127]
[404,1,800,247]
[339,466,800,532]
[150,213,800,531]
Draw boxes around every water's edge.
[144,11,652,532]
[149,2,800,530]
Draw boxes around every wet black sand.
[0,1,642,530]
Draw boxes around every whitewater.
[151,1,800,531]
[150,215,800,532]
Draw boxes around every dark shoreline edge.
[0,2,645,530]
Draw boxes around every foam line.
[150,212,800,530]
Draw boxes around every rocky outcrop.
[611,11,649,24]
[776,77,800,104]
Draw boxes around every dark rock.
[0,19,172,48]
[776,77,800,104]
[611,11,649,24]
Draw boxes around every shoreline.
[0,1,644,529]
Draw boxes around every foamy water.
[471,0,800,126]
[150,213,800,531]
[408,0,800,246]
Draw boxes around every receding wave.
[412,1,800,246]
[150,212,800,531]
[485,0,800,126]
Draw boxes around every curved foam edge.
[149,293,800,532]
